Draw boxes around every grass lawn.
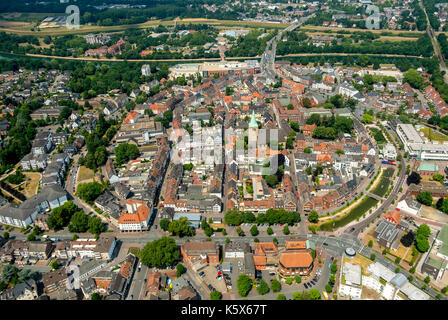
[418,126,448,142]
[390,243,413,263]
[371,168,394,198]
[77,166,95,183]
[319,197,378,231]
[22,172,41,197]
[128,247,141,257]
[343,254,373,275]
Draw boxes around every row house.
[53,234,117,261]
[0,240,53,264]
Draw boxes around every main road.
[260,13,316,82]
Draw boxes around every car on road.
[323,243,328,246]
[330,257,334,261]
[199,271,205,279]
[350,227,355,232]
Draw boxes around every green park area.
[370,168,394,198]
[319,197,379,231]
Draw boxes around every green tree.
[47,201,79,230]
[114,143,140,166]
[403,68,425,89]
[271,279,281,292]
[368,240,373,248]
[416,192,433,206]
[276,293,286,300]
[77,182,104,203]
[237,274,252,297]
[176,263,185,277]
[361,113,374,124]
[224,211,243,226]
[140,236,179,268]
[168,217,195,237]
[416,224,431,238]
[294,275,302,283]
[264,174,278,187]
[267,226,273,235]
[91,292,102,300]
[415,234,430,252]
[256,279,270,295]
[68,210,89,233]
[308,211,319,223]
[250,225,259,236]
[160,218,170,231]
[50,260,60,270]
[325,284,333,293]
[88,217,106,235]
[283,225,290,235]
[210,291,222,300]
[308,289,321,300]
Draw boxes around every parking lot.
[197,264,227,293]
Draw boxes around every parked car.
[199,271,205,278]
[304,283,309,289]
[208,285,215,292]
[310,280,316,285]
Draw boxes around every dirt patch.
[22,172,41,197]
[0,19,31,29]
[361,286,382,300]
[420,206,448,224]
[343,253,373,274]
[77,166,95,183]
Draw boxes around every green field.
[369,128,387,144]
[371,168,394,198]
[418,126,448,142]
[319,196,378,231]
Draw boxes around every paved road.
[260,14,316,82]
[420,0,448,83]
[344,140,406,236]
[185,267,210,300]
[126,263,148,300]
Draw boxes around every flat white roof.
[367,262,395,282]
[397,124,423,144]
[343,262,361,286]
[400,282,431,300]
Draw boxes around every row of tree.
[224,209,301,226]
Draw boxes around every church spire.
[249,110,258,128]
